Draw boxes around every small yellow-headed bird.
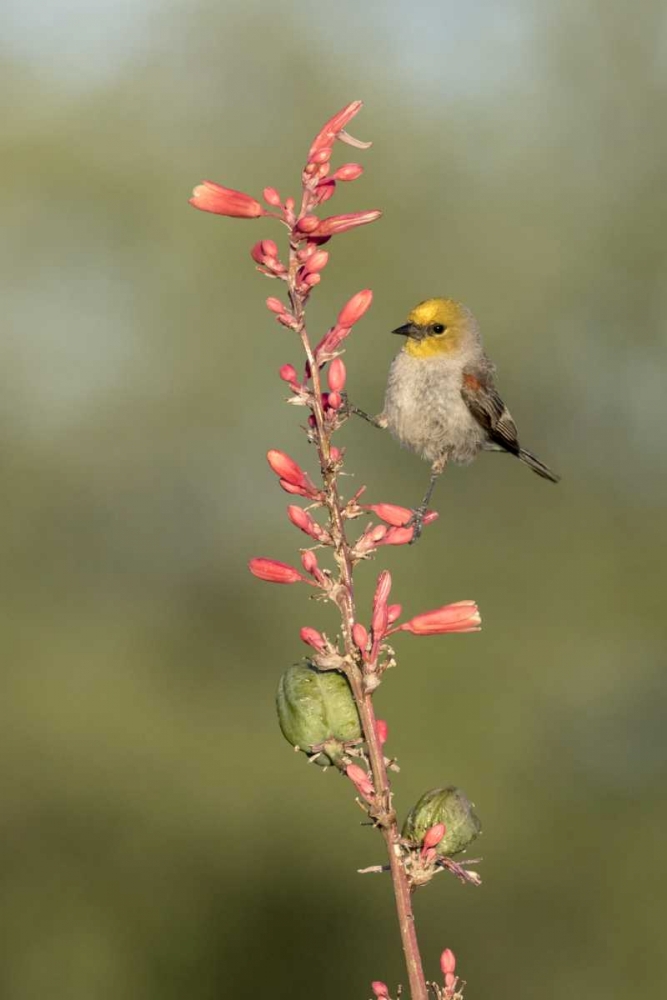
[362,298,559,536]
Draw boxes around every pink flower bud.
[421,824,446,856]
[302,272,321,287]
[303,249,329,274]
[263,187,282,207]
[445,973,457,990]
[267,450,308,488]
[375,719,389,746]
[279,364,298,383]
[300,626,326,651]
[285,196,295,212]
[346,763,374,798]
[250,241,265,264]
[287,505,328,542]
[296,214,320,233]
[278,478,316,498]
[329,446,342,462]
[387,604,402,624]
[440,950,457,977]
[300,550,319,575]
[332,163,364,181]
[371,570,392,639]
[327,391,342,410]
[248,558,305,584]
[310,147,332,164]
[328,358,346,392]
[396,601,481,636]
[266,297,285,314]
[352,623,369,651]
[337,289,373,327]
[314,179,336,203]
[308,100,364,159]
[276,312,297,328]
[189,181,265,218]
[371,982,389,999]
[313,325,352,361]
[312,211,381,237]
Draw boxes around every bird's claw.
[406,507,427,544]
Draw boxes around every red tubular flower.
[337,289,373,327]
[248,558,305,584]
[311,211,381,237]
[394,601,481,635]
[332,163,364,181]
[189,181,266,218]
[328,358,346,392]
[364,503,411,527]
[346,763,375,798]
[300,626,326,651]
[308,100,364,160]
[421,823,446,856]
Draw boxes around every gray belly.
[383,356,486,464]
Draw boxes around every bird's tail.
[518,448,560,484]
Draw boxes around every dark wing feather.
[461,368,520,455]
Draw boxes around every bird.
[351,297,559,539]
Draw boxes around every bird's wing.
[460,368,520,456]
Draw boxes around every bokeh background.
[3,1,666,997]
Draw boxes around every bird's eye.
[432,323,446,334]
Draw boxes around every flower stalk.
[189,100,481,1000]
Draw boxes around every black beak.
[392,322,423,340]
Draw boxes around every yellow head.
[392,298,480,358]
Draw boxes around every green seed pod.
[402,787,481,855]
[276,663,362,766]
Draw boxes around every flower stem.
[287,237,428,1000]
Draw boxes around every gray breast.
[383,352,485,464]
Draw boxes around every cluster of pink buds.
[350,572,481,684]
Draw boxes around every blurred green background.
[2,0,666,997]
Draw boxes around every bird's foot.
[406,506,427,544]
[339,393,386,429]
